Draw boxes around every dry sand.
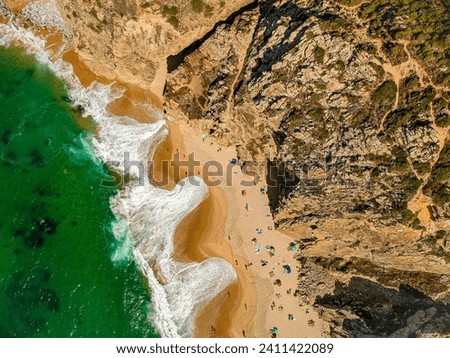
[3,0,29,14]
[174,120,327,338]
[65,49,327,338]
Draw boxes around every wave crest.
[0,22,236,338]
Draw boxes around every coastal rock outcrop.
[57,0,254,93]
[163,0,450,337]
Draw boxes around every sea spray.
[21,0,71,37]
[0,46,157,337]
[0,0,12,19]
[111,217,134,264]
[0,23,237,337]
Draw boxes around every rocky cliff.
[164,0,450,337]
[57,0,255,94]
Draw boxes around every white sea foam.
[0,23,236,337]
[111,217,134,264]
[21,0,71,37]
[0,0,12,19]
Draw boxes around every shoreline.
[61,36,244,338]
[151,119,257,337]
[59,41,325,337]
[0,9,249,337]
[0,17,326,338]
[172,187,258,338]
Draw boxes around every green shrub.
[192,0,205,13]
[204,4,213,17]
[314,47,326,64]
[399,174,422,200]
[433,97,450,127]
[399,75,420,94]
[306,31,315,40]
[382,42,408,65]
[369,62,385,78]
[423,142,450,206]
[384,86,435,133]
[391,145,409,172]
[411,217,424,230]
[371,80,397,124]
[308,107,325,121]
[435,247,450,263]
[405,86,436,112]
[167,16,179,27]
[358,0,450,85]
[436,113,450,127]
[191,0,213,16]
[358,43,377,55]
[372,80,397,105]
[430,184,450,206]
[89,9,98,19]
[162,5,179,27]
[327,60,345,73]
[321,16,352,32]
[435,230,448,240]
[413,161,430,175]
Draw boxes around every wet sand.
[150,121,186,189]
[168,122,263,338]
[150,119,257,337]
[2,3,266,337]
[172,189,234,337]
[59,38,247,338]
[171,186,258,337]
[175,120,327,338]
[61,47,247,336]
[62,50,162,123]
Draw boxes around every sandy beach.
[6,23,326,338]
[171,119,327,338]
[64,44,327,338]
[150,119,258,337]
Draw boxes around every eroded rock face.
[55,0,254,92]
[164,0,450,337]
[315,278,450,338]
[165,0,448,225]
[165,4,269,158]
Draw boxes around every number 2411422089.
[258,343,334,354]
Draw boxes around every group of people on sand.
[250,221,300,338]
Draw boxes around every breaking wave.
[0,21,236,337]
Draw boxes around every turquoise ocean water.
[0,46,159,337]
